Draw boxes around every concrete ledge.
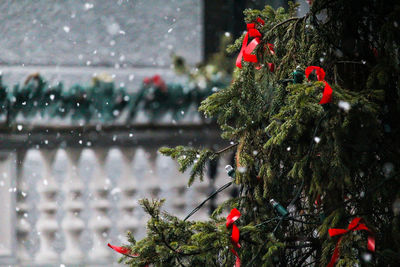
[0,123,225,150]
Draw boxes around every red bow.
[305,66,333,104]
[143,74,167,92]
[327,217,375,267]
[226,208,241,267]
[108,243,150,267]
[236,18,274,72]
[108,243,139,257]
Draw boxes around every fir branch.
[215,143,238,154]
[184,181,232,221]
[268,17,303,34]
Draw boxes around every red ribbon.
[305,66,333,104]
[108,243,150,267]
[236,18,274,72]
[327,217,375,267]
[226,208,241,267]
[255,43,275,71]
[143,74,167,92]
[108,243,139,257]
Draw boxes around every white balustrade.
[117,148,139,239]
[15,150,30,263]
[134,147,160,199]
[215,154,233,206]
[8,131,222,266]
[0,152,18,265]
[35,149,59,264]
[88,148,112,263]
[186,159,211,221]
[62,148,85,263]
[191,182,210,221]
[167,159,187,218]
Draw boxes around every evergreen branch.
[215,143,238,154]
[327,172,397,214]
[295,248,315,267]
[150,215,190,266]
[184,181,233,221]
[288,113,328,208]
[268,17,302,33]
[272,217,284,234]
[336,61,365,64]
[255,216,280,227]
[284,217,320,225]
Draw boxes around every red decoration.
[236,18,275,72]
[236,19,264,69]
[305,66,333,104]
[266,43,275,55]
[267,62,275,72]
[327,217,375,267]
[143,74,167,92]
[108,243,139,257]
[226,208,241,267]
[108,243,149,267]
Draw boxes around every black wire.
[183,181,233,221]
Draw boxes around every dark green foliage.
[159,146,216,186]
[119,199,229,267]
[121,1,400,266]
[0,73,228,124]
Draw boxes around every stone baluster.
[168,159,187,218]
[215,154,233,206]
[135,147,160,199]
[189,155,227,221]
[15,150,30,263]
[147,149,161,198]
[61,148,85,263]
[192,181,210,221]
[118,148,139,239]
[88,148,112,263]
[132,147,160,237]
[187,159,211,221]
[35,149,59,264]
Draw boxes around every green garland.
[0,72,230,124]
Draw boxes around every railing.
[0,122,234,266]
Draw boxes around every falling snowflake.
[63,26,70,33]
[338,100,351,112]
[84,3,94,10]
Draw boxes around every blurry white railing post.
[88,148,112,263]
[118,148,139,239]
[62,148,85,264]
[192,178,210,221]
[0,152,17,265]
[134,147,160,199]
[35,149,59,264]
[15,150,30,263]
[3,123,224,266]
[169,161,187,218]
[147,148,161,198]
[215,154,233,206]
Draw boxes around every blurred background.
[0,1,308,266]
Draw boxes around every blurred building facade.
[0,1,220,266]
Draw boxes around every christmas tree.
[110,1,400,266]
